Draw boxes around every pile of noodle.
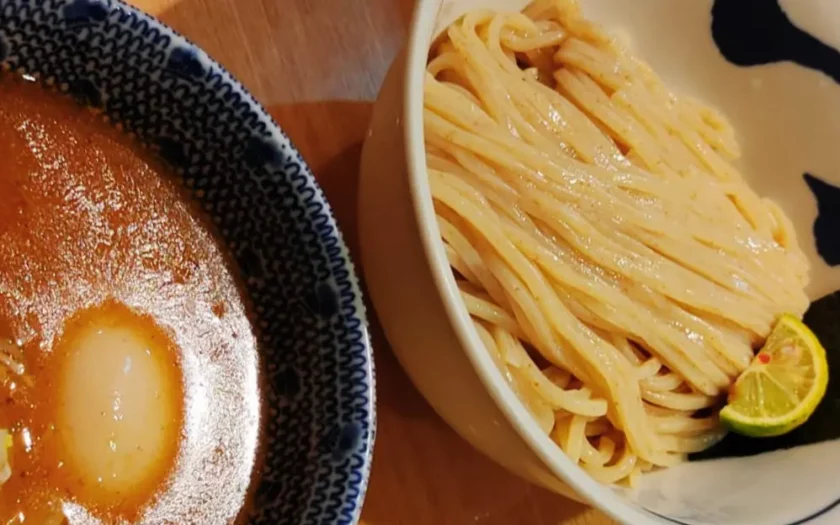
[425,0,809,485]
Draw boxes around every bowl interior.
[416,1,840,524]
[0,1,374,524]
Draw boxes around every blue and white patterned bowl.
[0,1,375,524]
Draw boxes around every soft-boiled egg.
[51,302,183,517]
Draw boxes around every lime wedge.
[720,314,829,438]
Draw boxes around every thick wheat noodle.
[437,167,739,395]
[425,0,810,485]
[653,416,720,436]
[496,217,734,393]
[437,212,510,305]
[459,288,521,337]
[494,327,609,416]
[641,373,684,393]
[427,53,804,285]
[436,176,661,462]
[426,117,788,345]
[425,111,796,334]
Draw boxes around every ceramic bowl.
[0,1,375,524]
[359,0,840,523]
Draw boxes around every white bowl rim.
[401,1,672,523]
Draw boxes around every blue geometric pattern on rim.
[0,1,376,524]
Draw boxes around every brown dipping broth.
[0,76,260,524]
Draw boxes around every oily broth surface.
[0,77,260,524]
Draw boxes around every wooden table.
[131,1,617,524]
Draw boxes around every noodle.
[425,0,809,485]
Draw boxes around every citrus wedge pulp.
[720,314,829,438]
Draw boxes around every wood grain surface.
[130,1,618,524]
